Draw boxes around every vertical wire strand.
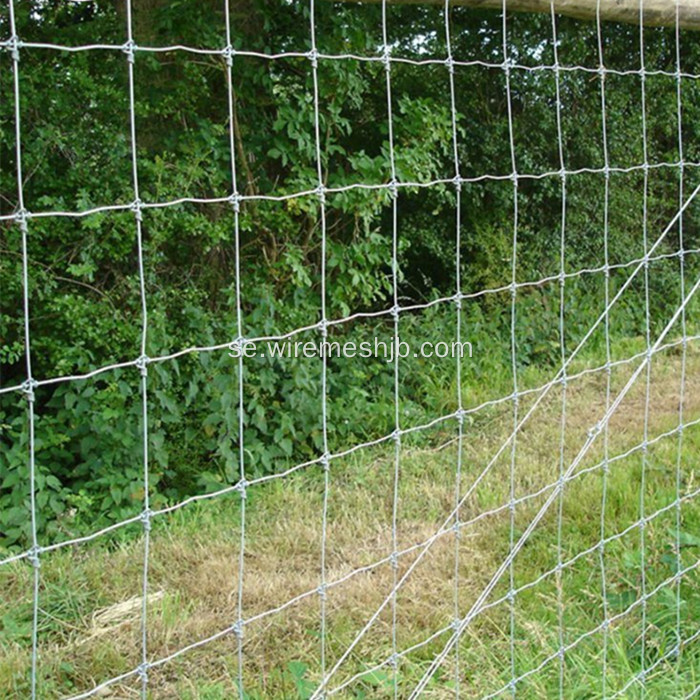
[223,3,246,696]
[638,3,651,694]
[549,5,568,694]
[501,0,520,693]
[673,0,688,680]
[123,3,151,696]
[308,0,332,690]
[444,1,464,695]
[8,5,40,696]
[379,1,402,694]
[595,2,612,695]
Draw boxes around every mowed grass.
[1,341,700,699]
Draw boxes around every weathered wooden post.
[332,0,700,30]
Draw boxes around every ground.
[1,339,700,699]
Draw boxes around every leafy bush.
[1,0,698,548]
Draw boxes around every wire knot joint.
[5,35,22,62]
[318,318,328,339]
[28,546,41,569]
[131,199,143,222]
[15,208,30,231]
[233,619,244,639]
[136,355,150,377]
[381,45,392,70]
[222,45,236,67]
[228,336,247,358]
[389,551,399,570]
[456,408,466,427]
[140,508,153,532]
[21,378,38,403]
[229,192,241,213]
[388,179,399,200]
[122,40,137,63]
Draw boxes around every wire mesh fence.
[1,0,699,697]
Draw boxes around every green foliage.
[1,0,699,548]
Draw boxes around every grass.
[1,340,700,698]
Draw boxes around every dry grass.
[1,344,700,698]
